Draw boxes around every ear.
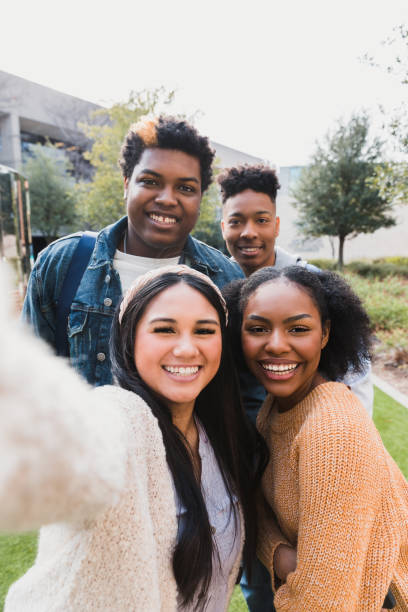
[123,177,128,199]
[220,218,226,239]
[321,320,330,349]
[275,216,280,237]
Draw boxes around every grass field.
[0,387,407,611]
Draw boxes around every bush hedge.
[308,258,408,279]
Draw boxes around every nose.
[155,185,178,207]
[265,329,290,355]
[172,334,200,359]
[240,221,257,239]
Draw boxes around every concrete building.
[0,70,100,178]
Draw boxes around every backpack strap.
[55,231,97,357]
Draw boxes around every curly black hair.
[222,266,373,382]
[217,163,281,204]
[118,115,215,192]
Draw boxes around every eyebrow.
[139,169,200,184]
[228,210,272,218]
[246,313,312,324]
[148,317,219,325]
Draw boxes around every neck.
[171,402,201,478]
[125,225,184,259]
[171,402,197,446]
[242,251,276,278]
[276,371,327,413]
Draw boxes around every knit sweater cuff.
[257,495,291,593]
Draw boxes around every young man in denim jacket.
[23,116,245,388]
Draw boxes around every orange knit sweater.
[257,382,408,611]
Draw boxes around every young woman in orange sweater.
[224,266,408,611]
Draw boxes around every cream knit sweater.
[0,265,242,611]
[257,382,408,611]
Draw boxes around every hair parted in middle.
[118,115,215,192]
[110,265,267,608]
[222,265,373,382]
[218,163,281,204]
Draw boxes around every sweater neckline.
[264,381,344,434]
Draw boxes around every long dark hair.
[223,266,372,382]
[110,270,264,607]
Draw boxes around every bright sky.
[1,0,407,166]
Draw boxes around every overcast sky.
[1,0,407,166]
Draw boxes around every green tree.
[76,88,174,229]
[191,172,225,252]
[292,114,396,268]
[23,144,76,243]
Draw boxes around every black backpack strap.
[55,231,97,356]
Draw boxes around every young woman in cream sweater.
[0,264,265,611]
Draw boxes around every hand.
[273,544,297,582]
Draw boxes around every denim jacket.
[23,216,246,389]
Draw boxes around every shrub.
[308,259,338,270]
[346,261,408,279]
[344,273,408,331]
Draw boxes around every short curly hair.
[217,164,280,204]
[222,266,372,382]
[118,115,215,192]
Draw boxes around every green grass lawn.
[1,387,407,612]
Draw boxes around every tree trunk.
[338,235,345,269]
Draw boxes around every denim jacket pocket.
[68,308,94,378]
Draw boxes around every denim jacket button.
[105,274,111,284]
[103,297,112,307]
[97,352,106,362]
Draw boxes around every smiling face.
[241,279,329,411]
[124,148,202,258]
[221,189,280,276]
[133,283,222,415]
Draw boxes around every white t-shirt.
[113,250,180,294]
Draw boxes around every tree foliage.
[292,114,396,267]
[191,176,225,252]
[75,88,174,229]
[23,144,76,243]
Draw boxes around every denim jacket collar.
[91,216,221,277]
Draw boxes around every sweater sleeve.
[0,266,127,531]
[257,492,292,593]
[274,396,382,611]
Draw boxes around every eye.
[257,218,269,224]
[179,184,196,193]
[245,325,268,334]
[290,325,309,334]
[228,219,240,226]
[140,177,158,186]
[152,326,175,334]
[195,328,216,335]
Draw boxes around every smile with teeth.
[149,213,177,225]
[261,363,299,374]
[238,246,262,254]
[163,365,200,376]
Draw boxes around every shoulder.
[36,232,83,262]
[92,386,161,433]
[300,382,377,449]
[274,246,320,273]
[187,236,244,280]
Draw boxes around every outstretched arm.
[0,264,127,531]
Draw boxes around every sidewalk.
[372,374,408,410]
